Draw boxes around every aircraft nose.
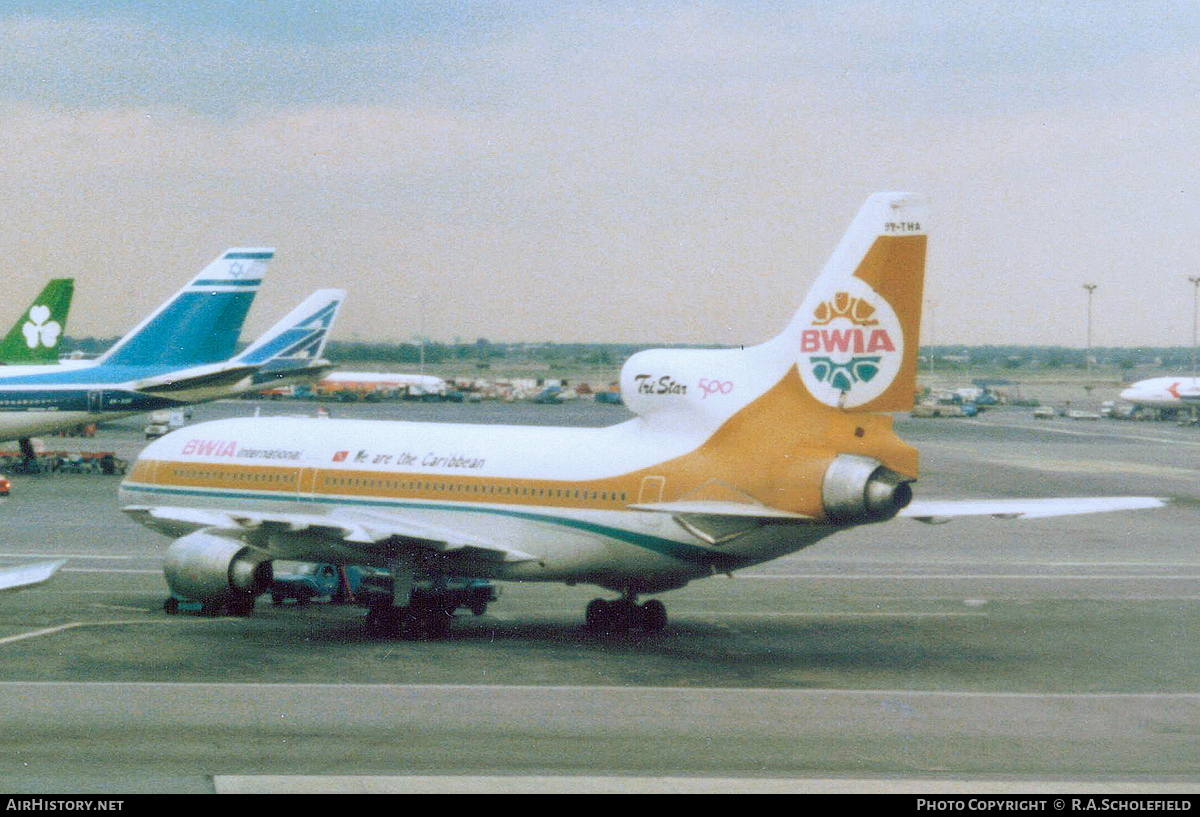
[1119,387,1136,401]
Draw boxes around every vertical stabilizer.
[234,289,345,366]
[619,193,928,434]
[97,248,273,368]
[0,279,73,364]
[782,192,927,412]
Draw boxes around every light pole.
[1189,276,1200,378]
[1082,284,1098,373]
[414,288,428,377]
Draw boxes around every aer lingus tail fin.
[0,278,73,364]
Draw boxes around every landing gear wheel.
[426,608,452,640]
[640,599,667,632]
[585,598,608,630]
[585,597,668,632]
[607,600,638,631]
[226,597,256,617]
[365,606,400,638]
[365,602,453,641]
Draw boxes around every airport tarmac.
[1,400,1200,793]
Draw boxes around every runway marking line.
[960,417,1200,448]
[61,568,161,574]
[0,610,985,647]
[2,680,1199,699]
[0,623,82,645]
[739,572,1200,580]
[212,774,1198,795]
[671,611,988,619]
[0,617,239,646]
[0,554,134,560]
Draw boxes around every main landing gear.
[359,576,497,640]
[585,593,667,633]
[364,594,453,640]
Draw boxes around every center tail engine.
[162,529,273,615]
[821,454,913,524]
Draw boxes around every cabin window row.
[320,475,627,502]
[171,467,294,484]
[166,467,628,504]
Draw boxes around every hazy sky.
[1,1,1198,348]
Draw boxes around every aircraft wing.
[899,496,1167,524]
[129,361,261,395]
[0,559,66,593]
[122,505,537,563]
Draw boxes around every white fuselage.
[120,416,842,593]
[1119,376,1200,409]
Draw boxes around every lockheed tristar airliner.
[120,193,1164,638]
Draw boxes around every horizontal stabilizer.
[628,500,813,520]
[251,359,338,387]
[900,496,1167,524]
[630,500,815,546]
[0,559,66,593]
[130,362,260,394]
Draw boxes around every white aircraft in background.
[119,193,1164,637]
[317,371,447,398]
[1119,377,1200,414]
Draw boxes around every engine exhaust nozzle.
[822,454,913,525]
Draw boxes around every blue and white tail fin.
[234,289,345,366]
[96,248,273,368]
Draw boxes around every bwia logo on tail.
[790,194,927,413]
[799,283,903,408]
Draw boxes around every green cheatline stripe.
[222,251,274,260]
[120,482,743,568]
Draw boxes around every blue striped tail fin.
[234,289,345,366]
[97,248,273,367]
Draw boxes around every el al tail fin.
[0,278,73,364]
[96,248,273,368]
